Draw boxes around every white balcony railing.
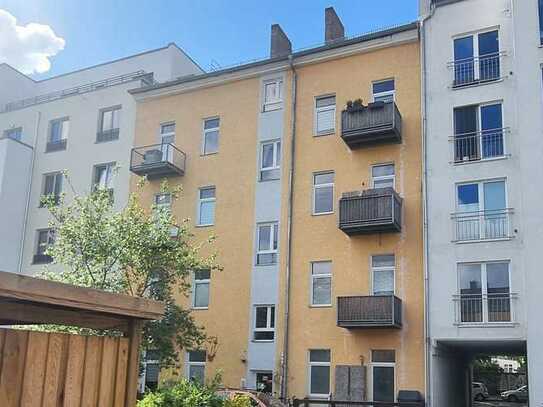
[453,293,518,325]
[450,128,509,164]
[452,209,513,242]
[448,52,506,88]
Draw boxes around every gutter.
[280,54,297,401]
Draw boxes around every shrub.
[137,379,224,407]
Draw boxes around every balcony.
[339,188,402,235]
[452,209,513,242]
[337,295,402,329]
[449,52,505,88]
[130,143,186,179]
[96,128,120,143]
[32,254,52,265]
[451,128,509,164]
[45,139,67,153]
[340,101,402,148]
[453,293,517,325]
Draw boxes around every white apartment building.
[420,0,543,406]
[0,43,202,275]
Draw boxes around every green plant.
[137,379,224,407]
[224,395,253,407]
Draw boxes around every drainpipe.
[280,54,297,401]
[17,110,40,273]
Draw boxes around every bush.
[137,379,224,407]
[224,395,253,407]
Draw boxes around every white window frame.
[154,193,172,212]
[99,105,121,133]
[262,78,283,112]
[314,94,336,136]
[138,350,160,393]
[310,261,332,307]
[197,186,216,227]
[202,117,220,155]
[256,222,278,265]
[372,79,395,103]
[371,163,395,189]
[455,178,508,213]
[253,305,275,342]
[260,140,281,181]
[312,171,335,215]
[192,270,210,310]
[92,162,115,191]
[49,117,70,142]
[185,351,206,383]
[371,255,395,296]
[308,349,331,398]
[159,122,176,143]
[370,352,396,402]
[452,28,500,82]
[35,228,55,256]
[41,172,63,205]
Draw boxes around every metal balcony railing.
[452,209,513,242]
[130,143,186,178]
[45,139,67,153]
[453,293,518,325]
[337,295,402,329]
[451,128,509,163]
[448,52,505,88]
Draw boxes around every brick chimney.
[325,7,345,44]
[270,24,292,58]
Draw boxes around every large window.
[260,140,281,181]
[159,122,176,161]
[313,172,334,215]
[34,229,55,264]
[263,78,283,112]
[93,162,115,194]
[454,103,504,163]
[453,30,500,87]
[47,117,69,151]
[372,80,395,103]
[539,0,543,44]
[372,255,395,296]
[371,350,395,402]
[197,187,216,226]
[372,164,395,189]
[253,305,275,341]
[192,270,210,309]
[314,95,336,135]
[98,106,121,141]
[41,172,63,206]
[311,261,332,306]
[256,222,278,265]
[308,350,331,397]
[140,350,160,392]
[3,127,22,141]
[202,118,219,155]
[186,351,206,383]
[458,262,511,324]
[154,193,172,212]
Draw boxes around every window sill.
[201,152,218,157]
[192,307,209,311]
[452,155,509,166]
[454,237,514,244]
[450,78,504,91]
[312,211,334,217]
[258,177,280,183]
[252,339,275,343]
[309,304,332,308]
[314,130,335,137]
[262,104,283,113]
[195,223,214,228]
[455,322,517,328]
[255,263,278,267]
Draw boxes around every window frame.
[371,163,395,189]
[41,171,63,207]
[370,350,396,402]
[48,117,70,143]
[202,117,220,156]
[314,94,336,136]
[98,105,122,132]
[185,351,206,383]
[34,228,55,264]
[253,305,275,342]
[3,127,22,141]
[92,162,116,193]
[262,78,283,112]
[372,79,395,103]
[154,193,172,212]
[159,122,176,144]
[371,255,395,296]
[192,270,211,310]
[308,349,331,398]
[139,350,160,393]
[256,222,279,265]
[196,186,216,227]
[260,140,281,181]
[310,261,332,307]
[312,171,335,215]
[455,178,507,213]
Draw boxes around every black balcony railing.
[341,101,402,148]
[449,52,505,88]
[452,128,508,163]
[96,128,120,143]
[337,295,402,329]
[130,143,186,178]
[339,188,402,235]
[32,254,53,264]
[45,139,67,153]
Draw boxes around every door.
[454,36,474,85]
[159,123,175,163]
[372,365,395,402]
[478,30,499,81]
[454,105,478,162]
[480,104,503,159]
[459,263,483,323]
[483,181,507,239]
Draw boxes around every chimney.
[270,24,292,58]
[325,7,345,44]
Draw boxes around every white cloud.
[0,9,65,75]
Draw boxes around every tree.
[39,174,220,369]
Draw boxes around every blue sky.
[0,0,418,79]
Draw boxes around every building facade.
[0,44,202,275]
[420,0,543,405]
[130,10,424,401]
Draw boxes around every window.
[192,270,210,309]
[309,350,331,397]
[186,351,206,383]
[260,140,281,181]
[454,103,504,163]
[458,262,511,323]
[41,172,63,206]
[256,222,278,265]
[34,229,55,264]
[313,172,334,215]
[455,180,508,241]
[311,261,332,306]
[372,255,395,296]
[372,164,395,189]
[373,80,395,103]
[3,127,22,141]
[197,187,216,226]
[140,350,160,392]
[256,372,273,393]
[453,30,500,87]
[371,350,395,402]
[93,163,115,193]
[98,106,121,142]
[315,95,336,135]
[154,193,172,212]
[263,79,283,112]
[253,305,275,341]
[159,123,176,162]
[202,118,219,155]
[539,0,543,44]
[47,118,69,151]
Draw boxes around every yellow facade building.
[130,9,423,402]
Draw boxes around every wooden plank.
[0,329,6,380]
[124,320,143,407]
[0,329,29,407]
[64,335,87,407]
[98,336,118,407]
[0,271,164,320]
[113,339,129,407]
[81,336,103,407]
[42,332,69,407]
[20,331,49,406]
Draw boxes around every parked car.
[473,382,489,401]
[501,385,529,403]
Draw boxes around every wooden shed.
[0,270,164,407]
